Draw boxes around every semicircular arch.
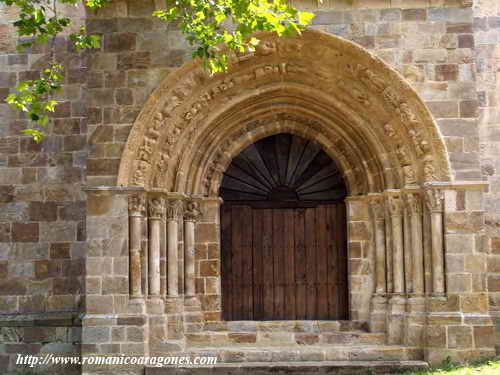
[117,28,452,196]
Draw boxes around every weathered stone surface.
[12,223,39,242]
[1,1,500,373]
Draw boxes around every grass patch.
[398,357,500,375]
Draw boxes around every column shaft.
[128,194,145,298]
[167,219,179,296]
[425,189,445,295]
[148,197,165,298]
[129,215,142,297]
[403,207,413,293]
[184,221,196,296]
[167,199,183,297]
[392,215,405,294]
[148,219,161,296]
[388,195,405,294]
[370,199,386,294]
[385,206,394,294]
[430,212,445,294]
[408,193,424,295]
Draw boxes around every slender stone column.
[128,194,145,298]
[425,189,445,295]
[184,200,202,310]
[369,197,388,333]
[403,199,413,294]
[387,194,405,294]
[369,198,387,294]
[407,193,425,295]
[160,212,167,297]
[167,199,183,297]
[148,197,165,299]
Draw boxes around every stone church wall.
[0,0,500,373]
[0,2,88,373]
[472,0,500,352]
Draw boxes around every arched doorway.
[113,29,495,365]
[220,133,348,321]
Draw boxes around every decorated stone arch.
[118,29,452,193]
[109,29,495,363]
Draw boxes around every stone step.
[146,360,429,375]
[202,320,369,333]
[185,345,422,362]
[185,331,386,347]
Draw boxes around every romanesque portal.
[86,29,496,368]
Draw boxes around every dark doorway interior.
[220,133,348,320]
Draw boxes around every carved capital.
[184,200,202,222]
[166,199,184,220]
[369,199,385,220]
[387,195,404,217]
[424,189,444,213]
[128,194,146,216]
[406,193,422,216]
[148,197,165,219]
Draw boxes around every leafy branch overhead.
[1,0,315,142]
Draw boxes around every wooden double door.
[221,203,348,321]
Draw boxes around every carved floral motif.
[166,199,184,220]
[384,124,397,138]
[382,87,400,109]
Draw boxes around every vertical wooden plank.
[327,204,339,319]
[252,209,264,320]
[305,207,317,319]
[221,204,232,320]
[284,209,296,319]
[294,208,306,319]
[337,203,349,320]
[231,205,244,320]
[316,205,329,319]
[241,205,253,320]
[262,209,274,320]
[273,209,285,319]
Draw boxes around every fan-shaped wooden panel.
[220,133,347,204]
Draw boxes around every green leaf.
[3,0,317,141]
[21,129,46,143]
[298,11,315,25]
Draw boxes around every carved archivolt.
[117,29,452,196]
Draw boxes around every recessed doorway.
[220,133,349,321]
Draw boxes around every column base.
[387,294,406,345]
[165,296,184,314]
[369,294,388,333]
[184,295,202,312]
[128,297,146,314]
[146,296,165,314]
[405,296,426,347]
